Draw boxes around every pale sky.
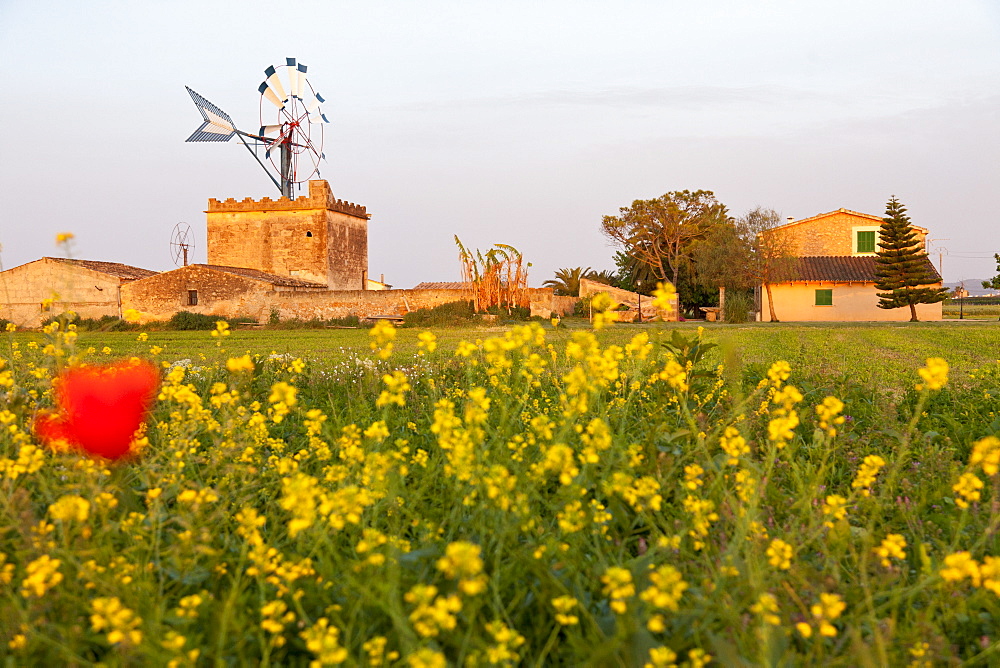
[1,0,998,286]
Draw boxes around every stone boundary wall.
[265,287,572,322]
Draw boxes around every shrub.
[403,300,475,327]
[167,311,220,330]
[722,290,754,323]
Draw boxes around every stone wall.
[121,265,324,321]
[122,278,568,324]
[579,278,678,321]
[206,180,369,289]
[264,287,569,322]
[775,209,928,257]
[0,258,124,327]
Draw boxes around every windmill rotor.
[184,58,330,197]
[170,222,195,267]
[258,58,329,197]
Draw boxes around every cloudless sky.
[1,0,997,286]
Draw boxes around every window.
[856,230,876,253]
[187,290,198,306]
[305,231,313,237]
[815,289,833,306]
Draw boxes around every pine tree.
[873,197,948,321]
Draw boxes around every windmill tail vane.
[184,58,329,198]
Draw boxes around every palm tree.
[543,267,593,296]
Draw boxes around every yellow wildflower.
[48,494,91,522]
[766,539,793,570]
[601,566,635,614]
[90,597,143,645]
[822,494,848,528]
[227,355,254,373]
[970,436,1000,476]
[20,555,62,598]
[953,472,984,509]
[551,596,579,625]
[916,357,948,391]
[852,455,886,497]
[874,534,907,568]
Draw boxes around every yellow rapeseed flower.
[852,455,887,497]
[48,495,90,522]
[970,436,1000,476]
[20,555,62,598]
[551,596,579,625]
[766,539,793,570]
[601,566,635,614]
[227,355,254,373]
[940,551,981,586]
[916,357,948,391]
[873,534,907,567]
[953,472,984,509]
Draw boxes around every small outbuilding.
[0,257,158,327]
[120,264,327,323]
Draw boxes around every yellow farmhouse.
[760,209,943,322]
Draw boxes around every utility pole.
[927,238,950,275]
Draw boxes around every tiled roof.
[787,256,941,283]
[195,264,327,288]
[412,281,470,290]
[47,257,158,281]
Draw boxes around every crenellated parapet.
[206,180,369,219]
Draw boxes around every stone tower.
[206,180,370,289]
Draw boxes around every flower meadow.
[1,313,1000,666]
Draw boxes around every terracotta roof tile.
[46,257,158,281]
[195,264,327,288]
[787,256,941,283]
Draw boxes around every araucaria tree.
[601,190,729,301]
[873,197,948,322]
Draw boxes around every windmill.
[185,58,329,198]
[170,223,195,267]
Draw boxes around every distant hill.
[944,281,997,297]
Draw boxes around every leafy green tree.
[612,250,657,295]
[543,267,593,296]
[874,197,948,322]
[691,207,796,322]
[600,190,730,301]
[982,254,1000,292]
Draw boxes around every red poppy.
[34,359,160,460]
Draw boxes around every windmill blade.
[264,65,288,104]
[308,112,330,124]
[258,81,285,110]
[258,124,283,137]
[185,86,237,142]
[306,92,325,115]
[292,63,308,99]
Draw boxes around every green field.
[41,319,1000,390]
[2,318,1000,665]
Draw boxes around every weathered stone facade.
[776,209,928,257]
[120,264,327,321]
[207,180,369,289]
[0,258,157,327]
[121,270,569,323]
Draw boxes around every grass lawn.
[26,319,995,389]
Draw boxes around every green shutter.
[815,289,833,306]
[857,230,876,253]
